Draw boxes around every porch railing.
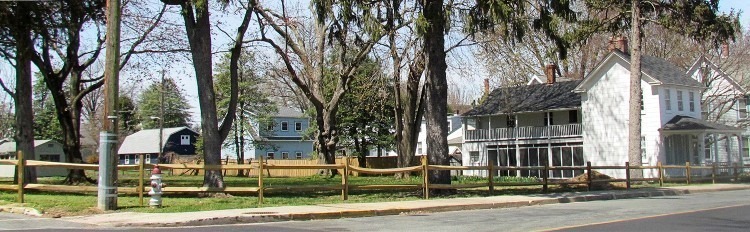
[465,124,582,141]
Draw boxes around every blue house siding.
[254,140,314,160]
[261,116,310,138]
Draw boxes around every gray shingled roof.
[661,115,743,132]
[276,106,304,118]
[463,80,582,116]
[614,50,703,88]
[118,127,197,155]
[0,140,54,153]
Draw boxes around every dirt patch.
[560,171,626,190]
[42,207,105,218]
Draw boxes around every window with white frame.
[124,155,130,164]
[146,154,152,164]
[295,151,303,159]
[295,122,302,131]
[737,98,748,119]
[469,151,479,165]
[641,136,646,158]
[282,152,289,159]
[181,135,190,145]
[281,121,289,131]
[550,144,584,179]
[135,155,140,164]
[664,88,672,111]
[267,152,275,160]
[689,92,695,112]
[417,142,423,155]
[677,90,684,111]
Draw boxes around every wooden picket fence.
[0,151,747,206]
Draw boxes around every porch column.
[488,116,492,129]
[726,133,732,165]
[699,133,706,164]
[713,134,719,164]
[515,143,521,177]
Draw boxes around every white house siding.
[582,59,631,178]
[641,85,663,178]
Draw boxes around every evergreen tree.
[137,77,191,129]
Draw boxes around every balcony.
[465,124,582,141]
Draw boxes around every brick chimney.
[721,43,729,58]
[607,36,628,54]
[483,78,490,96]
[545,64,556,84]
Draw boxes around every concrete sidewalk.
[61,184,750,227]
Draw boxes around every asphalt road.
[1,189,749,231]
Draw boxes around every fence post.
[139,154,145,206]
[342,157,349,200]
[543,163,549,193]
[17,151,24,203]
[422,155,429,199]
[258,156,264,205]
[657,161,663,187]
[488,160,494,195]
[586,161,592,191]
[686,162,691,185]
[712,163,717,184]
[625,162,631,190]
[734,162,740,182]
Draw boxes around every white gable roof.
[118,127,197,155]
[0,140,56,153]
[686,55,745,93]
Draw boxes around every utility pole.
[159,70,164,161]
[98,0,121,211]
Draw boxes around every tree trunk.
[422,0,451,188]
[237,101,246,177]
[177,2,224,188]
[628,0,643,178]
[395,52,425,178]
[316,111,339,176]
[13,2,37,184]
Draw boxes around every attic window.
[181,135,190,145]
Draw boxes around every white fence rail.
[465,124,582,141]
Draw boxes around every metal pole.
[159,71,164,160]
[99,0,121,211]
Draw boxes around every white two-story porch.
[462,76,585,179]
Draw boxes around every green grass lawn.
[0,172,746,217]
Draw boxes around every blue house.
[251,107,314,160]
[117,127,199,164]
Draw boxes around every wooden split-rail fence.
[0,152,747,205]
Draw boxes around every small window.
[689,92,695,112]
[282,152,289,159]
[39,154,60,162]
[470,151,479,164]
[677,90,684,111]
[664,89,672,111]
[295,122,302,131]
[295,152,303,159]
[568,110,578,123]
[417,143,423,155]
[640,92,644,110]
[135,155,140,164]
[125,155,130,164]
[267,152,275,160]
[281,121,289,131]
[266,121,274,131]
[146,154,152,164]
[47,143,53,148]
[543,112,554,126]
[640,136,646,157]
[180,135,190,145]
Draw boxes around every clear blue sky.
[719,0,749,29]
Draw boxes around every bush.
[85,154,99,164]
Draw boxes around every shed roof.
[0,140,56,153]
[463,80,583,116]
[118,127,198,155]
[660,115,743,133]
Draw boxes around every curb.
[114,185,750,228]
[0,205,42,217]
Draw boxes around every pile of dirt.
[43,207,104,218]
[560,171,622,190]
